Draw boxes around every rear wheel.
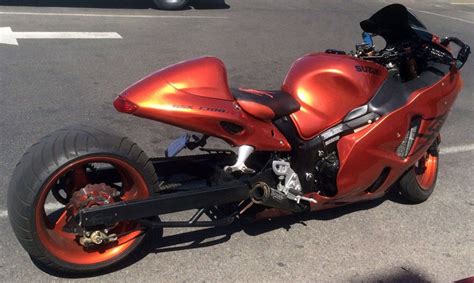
[397,146,439,203]
[153,0,190,10]
[7,125,159,274]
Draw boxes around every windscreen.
[360,4,430,44]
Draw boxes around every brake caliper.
[64,183,121,247]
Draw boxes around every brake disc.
[63,183,121,246]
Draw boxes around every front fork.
[417,134,441,175]
[428,134,441,156]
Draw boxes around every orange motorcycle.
[7,4,470,274]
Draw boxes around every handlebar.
[440,37,471,69]
[350,35,470,71]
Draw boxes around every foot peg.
[165,134,208,157]
[294,195,318,204]
[224,145,255,174]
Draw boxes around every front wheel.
[7,125,159,274]
[153,0,190,10]
[397,146,439,203]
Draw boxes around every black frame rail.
[78,181,250,229]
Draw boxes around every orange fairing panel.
[303,70,462,210]
[283,53,387,140]
[118,57,291,151]
[335,71,462,196]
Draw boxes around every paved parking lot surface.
[0,0,473,281]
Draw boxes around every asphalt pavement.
[0,0,473,281]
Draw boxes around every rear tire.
[7,125,159,274]
[397,147,439,203]
[153,0,190,10]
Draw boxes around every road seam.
[407,7,474,24]
[380,0,474,24]
[0,11,229,19]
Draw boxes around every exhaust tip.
[250,182,270,204]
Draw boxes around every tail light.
[113,96,138,114]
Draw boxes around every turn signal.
[113,96,138,114]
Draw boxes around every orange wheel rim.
[414,153,438,191]
[35,156,149,265]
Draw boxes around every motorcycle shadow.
[152,188,412,252]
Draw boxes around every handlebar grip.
[441,37,471,69]
[457,44,471,69]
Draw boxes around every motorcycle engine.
[289,141,340,197]
[273,117,341,197]
[315,151,339,197]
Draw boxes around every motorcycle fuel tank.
[283,53,388,140]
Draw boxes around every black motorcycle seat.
[232,88,300,120]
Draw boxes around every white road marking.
[1,26,121,45]
[440,144,474,155]
[407,7,474,24]
[451,3,474,5]
[0,11,228,19]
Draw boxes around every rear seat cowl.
[158,56,234,101]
